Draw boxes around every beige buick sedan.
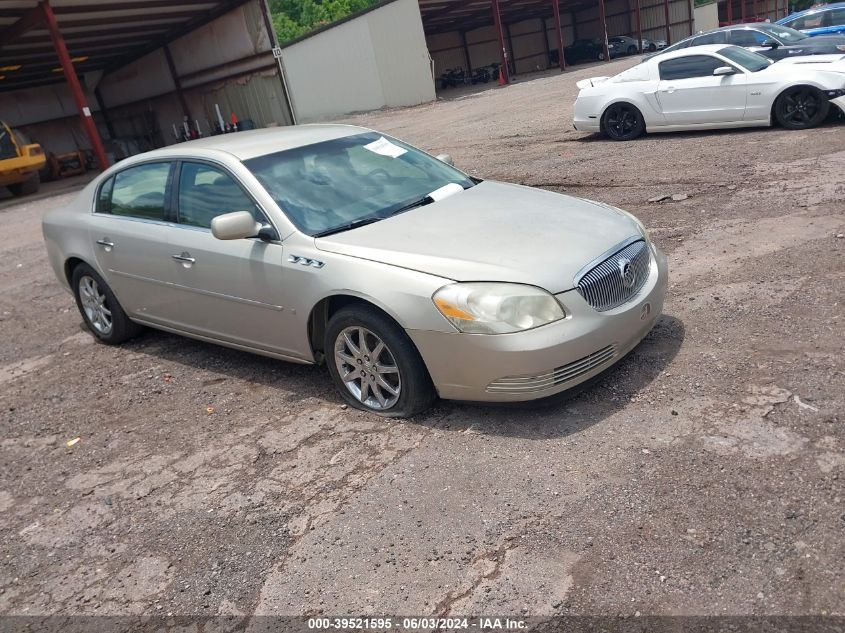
[43,125,667,417]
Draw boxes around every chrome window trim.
[90,155,283,242]
[92,159,173,220]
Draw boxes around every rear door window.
[693,31,728,45]
[107,162,172,221]
[728,29,770,46]
[658,55,725,80]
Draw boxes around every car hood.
[773,53,845,73]
[314,181,642,294]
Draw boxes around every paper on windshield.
[363,136,407,158]
[428,182,464,202]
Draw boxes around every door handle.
[172,252,196,266]
[661,85,676,93]
[96,238,114,251]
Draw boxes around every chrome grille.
[576,238,650,312]
[486,344,617,394]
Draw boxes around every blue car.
[776,2,845,37]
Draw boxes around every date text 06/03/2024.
[306,616,528,630]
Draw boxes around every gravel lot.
[1,57,843,622]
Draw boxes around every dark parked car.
[652,23,845,60]
[608,35,641,57]
[564,38,607,64]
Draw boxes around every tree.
[270,0,383,43]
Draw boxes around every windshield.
[717,45,772,72]
[244,132,474,236]
[756,24,807,43]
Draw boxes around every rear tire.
[627,46,637,55]
[325,304,436,418]
[71,263,143,344]
[602,102,646,141]
[774,86,829,130]
[7,173,39,196]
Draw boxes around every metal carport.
[421,0,696,85]
[0,0,294,171]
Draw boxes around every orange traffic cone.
[498,71,505,86]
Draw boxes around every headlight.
[432,282,565,334]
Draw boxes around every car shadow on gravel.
[574,115,844,144]
[99,313,682,441]
[418,313,685,439]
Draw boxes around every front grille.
[576,238,650,312]
[486,344,617,394]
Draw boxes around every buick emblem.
[618,257,637,289]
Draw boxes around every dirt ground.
[1,57,844,624]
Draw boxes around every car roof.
[780,1,845,19]
[141,124,370,161]
[648,43,731,61]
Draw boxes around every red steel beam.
[551,0,566,70]
[599,0,610,61]
[635,0,643,51]
[741,0,746,22]
[727,0,733,24]
[490,0,510,83]
[41,0,109,171]
[663,0,672,44]
[688,0,694,37]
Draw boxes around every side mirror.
[760,38,779,48]
[713,65,736,76]
[435,153,455,167]
[211,211,261,240]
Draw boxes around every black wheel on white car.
[71,262,143,344]
[325,304,436,418]
[774,86,829,130]
[602,103,646,141]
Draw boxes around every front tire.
[601,102,645,141]
[8,173,39,196]
[325,305,436,417]
[71,263,143,344]
[774,86,829,130]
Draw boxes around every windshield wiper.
[312,216,383,238]
[389,195,434,217]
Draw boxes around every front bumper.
[408,244,668,402]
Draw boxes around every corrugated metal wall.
[279,0,436,122]
[427,0,693,82]
[722,0,785,23]
[0,0,293,157]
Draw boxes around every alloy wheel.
[334,326,401,410]
[78,275,113,335]
[781,89,820,127]
[605,104,638,139]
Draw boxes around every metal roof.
[0,0,252,92]
[419,0,601,34]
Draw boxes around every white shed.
[278,0,437,123]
